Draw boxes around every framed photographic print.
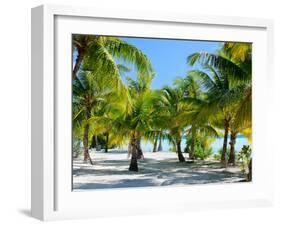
[31,4,274,221]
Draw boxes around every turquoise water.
[210,136,249,153]
[138,136,249,153]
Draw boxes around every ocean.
[137,135,249,153]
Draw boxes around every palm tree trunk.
[221,119,230,167]
[127,140,132,158]
[157,134,163,151]
[176,139,185,162]
[247,158,252,181]
[83,123,93,165]
[152,135,158,152]
[190,139,195,159]
[129,133,138,172]
[72,48,85,80]
[90,135,95,149]
[95,135,101,151]
[228,132,237,165]
[189,126,196,159]
[136,136,144,159]
[104,132,109,153]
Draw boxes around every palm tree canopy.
[73,35,153,79]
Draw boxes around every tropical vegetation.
[72,35,252,181]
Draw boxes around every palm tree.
[187,42,252,166]
[143,87,169,154]
[126,90,158,171]
[175,76,218,159]
[225,43,252,134]
[126,73,155,159]
[157,134,163,151]
[152,130,164,152]
[225,43,252,165]
[95,77,157,171]
[72,35,152,80]
[152,134,158,152]
[72,35,97,80]
[144,130,160,152]
[158,86,189,162]
[72,65,129,164]
[227,84,252,165]
[186,66,237,166]
[188,42,252,124]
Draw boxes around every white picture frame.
[31,4,274,221]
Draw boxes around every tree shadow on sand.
[73,157,246,190]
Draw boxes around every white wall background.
[0,0,280,225]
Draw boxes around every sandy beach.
[73,150,246,190]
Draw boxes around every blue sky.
[120,37,223,89]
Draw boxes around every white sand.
[73,150,246,190]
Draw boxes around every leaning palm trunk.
[83,123,93,165]
[152,135,158,152]
[129,133,139,171]
[221,119,230,167]
[157,134,163,151]
[176,139,185,162]
[228,132,237,165]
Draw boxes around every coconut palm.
[225,43,252,164]
[175,75,219,159]
[94,75,157,171]
[72,35,152,80]
[144,107,166,153]
[219,43,252,164]
[126,90,158,171]
[185,66,237,166]
[88,100,131,154]
[72,63,130,164]
[157,86,190,162]
[143,91,167,153]
[188,42,252,124]
[224,43,252,133]
[226,84,251,164]
[187,42,252,166]
[126,73,155,159]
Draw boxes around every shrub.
[237,145,252,173]
[184,135,213,160]
[194,144,213,160]
[213,147,230,161]
[169,145,177,152]
[73,140,83,158]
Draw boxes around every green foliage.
[90,134,116,150]
[73,35,153,79]
[194,145,213,160]
[237,145,252,172]
[169,145,177,152]
[72,35,155,153]
[72,36,252,169]
[213,147,230,161]
[157,86,190,146]
[73,139,83,158]
[184,135,213,160]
